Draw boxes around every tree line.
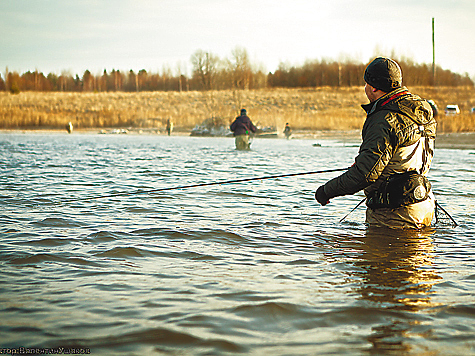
[1,48,473,94]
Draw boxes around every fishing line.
[55,167,350,204]
[339,197,366,223]
[435,200,458,227]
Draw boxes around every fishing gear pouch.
[366,171,431,210]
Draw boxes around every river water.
[1,132,474,355]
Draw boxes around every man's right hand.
[315,186,330,206]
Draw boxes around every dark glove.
[315,186,330,206]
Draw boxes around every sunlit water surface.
[1,133,474,355]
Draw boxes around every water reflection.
[351,227,442,354]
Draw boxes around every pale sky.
[1,0,474,79]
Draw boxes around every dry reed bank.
[1,86,474,133]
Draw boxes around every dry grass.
[0,86,474,133]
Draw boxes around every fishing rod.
[339,197,366,223]
[435,200,458,227]
[56,167,350,204]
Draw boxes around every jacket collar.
[361,87,409,115]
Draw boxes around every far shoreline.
[1,129,474,150]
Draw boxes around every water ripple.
[1,133,474,355]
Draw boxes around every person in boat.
[283,123,292,139]
[230,109,257,150]
[315,57,437,229]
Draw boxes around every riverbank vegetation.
[1,47,473,132]
[1,48,473,94]
[1,86,474,133]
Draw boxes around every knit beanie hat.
[364,57,402,92]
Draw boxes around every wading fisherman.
[166,118,173,136]
[283,123,292,139]
[315,57,437,229]
[66,121,73,134]
[230,109,257,150]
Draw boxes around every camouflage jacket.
[323,87,436,200]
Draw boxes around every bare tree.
[4,66,8,92]
[229,46,251,90]
[191,49,220,90]
[82,70,94,91]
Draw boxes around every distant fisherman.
[230,109,257,150]
[166,118,173,136]
[283,123,292,139]
[315,57,437,229]
[66,122,73,134]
